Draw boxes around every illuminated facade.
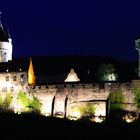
[0,71,27,92]
[0,16,139,123]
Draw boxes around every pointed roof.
[65,68,80,82]
[0,12,9,42]
[28,58,36,85]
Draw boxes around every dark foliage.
[0,111,139,139]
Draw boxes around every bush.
[132,86,140,109]
[0,96,3,108]
[2,93,13,110]
[80,103,96,117]
[28,97,42,113]
[71,103,96,119]
[18,91,30,111]
[18,91,41,113]
[109,89,124,111]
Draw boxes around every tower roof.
[65,68,80,82]
[28,58,36,85]
[0,13,9,42]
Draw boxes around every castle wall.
[33,82,138,118]
[34,83,110,118]
[109,83,137,112]
[35,85,56,116]
[0,78,138,119]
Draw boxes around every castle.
[0,16,139,123]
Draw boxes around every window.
[6,76,9,81]
[2,87,7,92]
[10,87,14,92]
[13,76,17,81]
[20,74,24,82]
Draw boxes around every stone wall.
[34,83,109,117]
[32,82,138,118]
[109,82,137,112]
[0,79,139,118]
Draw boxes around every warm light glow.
[68,104,82,120]
[70,111,81,119]
[41,102,52,116]
[94,102,106,116]
[90,116,104,123]
[43,113,51,117]
[14,97,21,114]
[17,104,21,114]
[122,113,137,123]
[65,68,80,82]
[28,58,35,85]
[107,73,116,81]
[54,112,64,118]
[53,99,65,118]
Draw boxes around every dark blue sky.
[1,0,140,60]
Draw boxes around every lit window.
[20,74,24,82]
[13,76,17,81]
[6,76,9,81]
[2,87,7,92]
[10,87,14,92]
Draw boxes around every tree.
[97,63,118,81]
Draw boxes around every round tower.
[135,38,140,78]
[0,13,12,62]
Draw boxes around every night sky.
[1,0,140,60]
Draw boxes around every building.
[0,16,138,123]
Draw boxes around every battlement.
[34,83,111,90]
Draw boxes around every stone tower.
[0,13,12,62]
[135,38,140,78]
